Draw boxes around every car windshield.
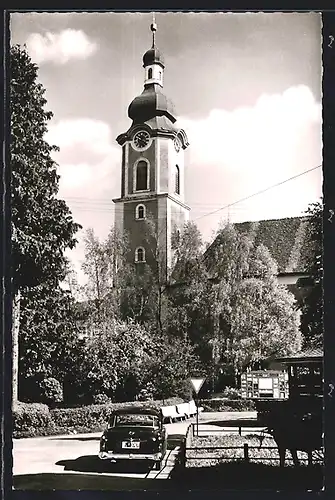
[109,414,159,428]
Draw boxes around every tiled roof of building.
[274,346,323,363]
[288,346,323,358]
[211,216,315,274]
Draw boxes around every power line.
[59,164,321,216]
[65,197,249,207]
[194,164,322,221]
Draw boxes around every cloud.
[177,85,322,240]
[45,117,120,228]
[49,118,121,286]
[46,118,115,156]
[47,118,121,202]
[57,154,120,200]
[178,85,321,178]
[26,29,97,64]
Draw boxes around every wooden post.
[196,397,199,437]
[181,438,186,468]
[244,443,249,462]
[308,451,313,466]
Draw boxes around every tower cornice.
[116,124,189,148]
[113,192,191,211]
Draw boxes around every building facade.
[113,22,190,282]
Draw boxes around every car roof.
[111,406,162,417]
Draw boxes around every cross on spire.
[151,12,157,48]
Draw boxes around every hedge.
[13,398,184,439]
[13,402,52,435]
[199,399,256,412]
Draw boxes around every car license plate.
[122,441,140,449]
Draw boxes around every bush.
[51,398,185,431]
[92,393,111,405]
[199,399,256,412]
[137,386,154,402]
[13,402,52,437]
[39,377,63,405]
[222,387,242,400]
[13,397,185,438]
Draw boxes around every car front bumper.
[98,451,163,461]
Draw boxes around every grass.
[186,433,316,468]
[170,432,324,490]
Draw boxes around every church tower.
[113,20,190,282]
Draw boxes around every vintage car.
[98,407,168,470]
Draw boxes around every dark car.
[98,407,168,470]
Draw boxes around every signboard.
[258,378,273,390]
[190,377,205,394]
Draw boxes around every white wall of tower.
[144,64,164,87]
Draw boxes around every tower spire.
[142,14,164,88]
[151,12,157,48]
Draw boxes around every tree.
[18,284,87,403]
[80,217,172,331]
[147,335,201,401]
[167,222,211,354]
[80,226,155,327]
[10,44,81,404]
[78,318,200,403]
[228,259,302,374]
[80,320,159,402]
[300,200,323,348]
[81,228,115,322]
[202,223,302,386]
[125,214,171,332]
[119,264,158,325]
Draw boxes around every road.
[13,411,258,490]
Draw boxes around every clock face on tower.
[132,130,151,151]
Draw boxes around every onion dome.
[128,84,176,124]
[128,18,175,124]
[143,47,165,68]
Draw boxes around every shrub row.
[199,398,256,412]
[13,402,52,433]
[13,398,184,439]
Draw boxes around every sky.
[10,11,322,285]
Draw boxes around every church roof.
[235,216,315,273]
[274,346,323,363]
[143,47,165,68]
[128,83,176,124]
[206,216,316,274]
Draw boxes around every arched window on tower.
[175,165,180,195]
[135,204,146,220]
[135,246,145,263]
[135,161,148,191]
[148,68,153,79]
[159,70,162,80]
